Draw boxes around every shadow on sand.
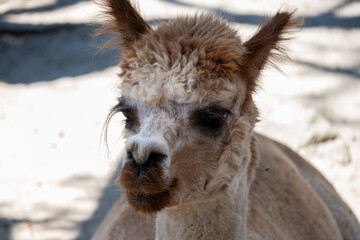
[162,0,360,29]
[0,24,120,84]
[73,160,123,240]
[0,217,28,240]
[1,0,89,15]
[0,0,120,84]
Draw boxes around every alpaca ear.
[98,0,151,49]
[243,11,303,91]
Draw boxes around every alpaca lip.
[124,178,178,214]
[129,190,168,202]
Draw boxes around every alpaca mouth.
[126,189,171,214]
[119,161,168,195]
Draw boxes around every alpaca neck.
[155,179,249,240]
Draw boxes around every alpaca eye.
[199,113,224,129]
[121,109,135,129]
[114,101,136,129]
[194,110,227,131]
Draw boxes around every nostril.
[127,151,134,161]
[137,165,144,177]
[136,152,165,177]
[126,148,166,173]
[148,152,166,165]
[127,151,144,177]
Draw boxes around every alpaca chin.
[127,190,171,214]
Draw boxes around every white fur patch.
[125,57,199,104]
[125,134,169,165]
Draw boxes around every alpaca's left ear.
[243,11,303,92]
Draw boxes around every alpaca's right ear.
[97,0,151,49]
[242,11,303,92]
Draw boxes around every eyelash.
[114,103,136,129]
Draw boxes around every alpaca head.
[101,0,301,214]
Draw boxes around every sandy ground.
[0,0,359,239]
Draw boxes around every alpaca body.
[92,134,360,240]
[93,1,360,239]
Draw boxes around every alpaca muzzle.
[121,135,169,192]
[119,136,176,213]
[119,158,177,214]
[119,155,167,195]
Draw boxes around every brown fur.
[116,14,248,105]
[93,1,360,239]
[120,162,167,194]
[96,0,151,48]
[120,161,178,214]
[93,196,155,240]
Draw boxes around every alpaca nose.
[126,151,167,175]
[125,137,168,174]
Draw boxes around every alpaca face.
[117,77,249,214]
[109,15,255,214]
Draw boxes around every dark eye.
[121,109,135,129]
[193,109,228,131]
[113,101,136,129]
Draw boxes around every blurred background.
[0,0,359,239]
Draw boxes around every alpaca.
[92,1,360,239]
